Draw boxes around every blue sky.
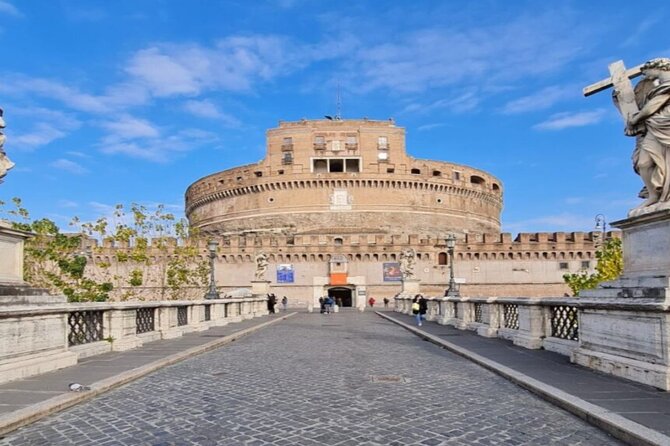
[0,1,668,234]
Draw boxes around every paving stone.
[0,312,621,445]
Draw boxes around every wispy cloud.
[501,85,577,114]
[533,109,607,131]
[126,35,307,97]
[402,90,481,115]
[51,159,88,175]
[347,11,588,94]
[13,123,68,149]
[417,123,446,132]
[99,127,219,163]
[183,99,241,126]
[99,116,160,139]
[0,1,21,16]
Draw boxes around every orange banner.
[330,273,347,285]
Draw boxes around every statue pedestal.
[251,280,271,296]
[573,210,670,390]
[400,279,421,296]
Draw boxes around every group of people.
[266,294,288,314]
[319,295,335,314]
[367,297,390,308]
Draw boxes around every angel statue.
[622,58,670,214]
[399,248,417,280]
[0,108,16,183]
[254,252,269,280]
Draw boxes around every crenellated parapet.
[84,230,615,265]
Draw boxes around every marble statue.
[624,58,670,214]
[254,252,269,280]
[399,248,416,280]
[0,108,15,183]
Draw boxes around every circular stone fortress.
[184,118,599,308]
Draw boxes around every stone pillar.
[513,304,546,349]
[573,210,670,390]
[401,279,421,296]
[477,301,500,338]
[105,309,143,351]
[251,280,271,296]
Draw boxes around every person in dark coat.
[267,294,276,314]
[418,294,428,326]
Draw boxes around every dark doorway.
[328,287,352,307]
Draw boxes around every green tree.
[563,237,623,296]
[1,198,113,302]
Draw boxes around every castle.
[169,118,604,307]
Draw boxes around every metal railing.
[68,311,104,346]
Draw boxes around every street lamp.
[594,214,606,250]
[204,239,220,300]
[446,233,460,297]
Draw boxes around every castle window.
[411,168,421,175]
[334,237,343,246]
[282,137,293,151]
[559,262,569,270]
[314,135,326,150]
[387,168,395,173]
[581,261,590,269]
[492,183,500,192]
[331,140,342,152]
[453,171,461,181]
[330,159,344,172]
[278,170,284,175]
[438,252,448,265]
[313,159,328,173]
[470,175,485,185]
[346,135,358,149]
[432,170,442,177]
[282,152,293,165]
[254,171,262,177]
[345,159,360,172]
[377,136,388,149]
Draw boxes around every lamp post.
[204,239,220,300]
[594,214,606,250]
[446,233,460,297]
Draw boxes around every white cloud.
[99,115,160,140]
[51,159,88,175]
[58,199,79,208]
[501,85,577,114]
[12,123,68,149]
[417,123,446,132]
[183,99,241,126]
[564,197,584,205]
[0,1,20,16]
[348,12,588,94]
[99,127,218,163]
[402,90,481,115]
[124,34,323,97]
[533,109,607,131]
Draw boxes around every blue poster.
[277,264,294,283]
[383,262,402,282]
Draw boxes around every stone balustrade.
[394,295,581,357]
[0,297,269,385]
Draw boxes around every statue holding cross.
[585,58,670,216]
[0,107,15,184]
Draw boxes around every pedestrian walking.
[325,295,334,314]
[368,297,375,308]
[319,296,325,314]
[282,296,288,311]
[383,297,389,308]
[267,294,276,314]
[412,294,427,326]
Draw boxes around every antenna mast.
[336,81,342,120]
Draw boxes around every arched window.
[411,168,421,175]
[334,237,343,246]
[470,175,485,185]
[438,252,448,265]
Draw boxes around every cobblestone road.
[0,312,621,445]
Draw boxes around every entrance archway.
[328,287,353,307]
